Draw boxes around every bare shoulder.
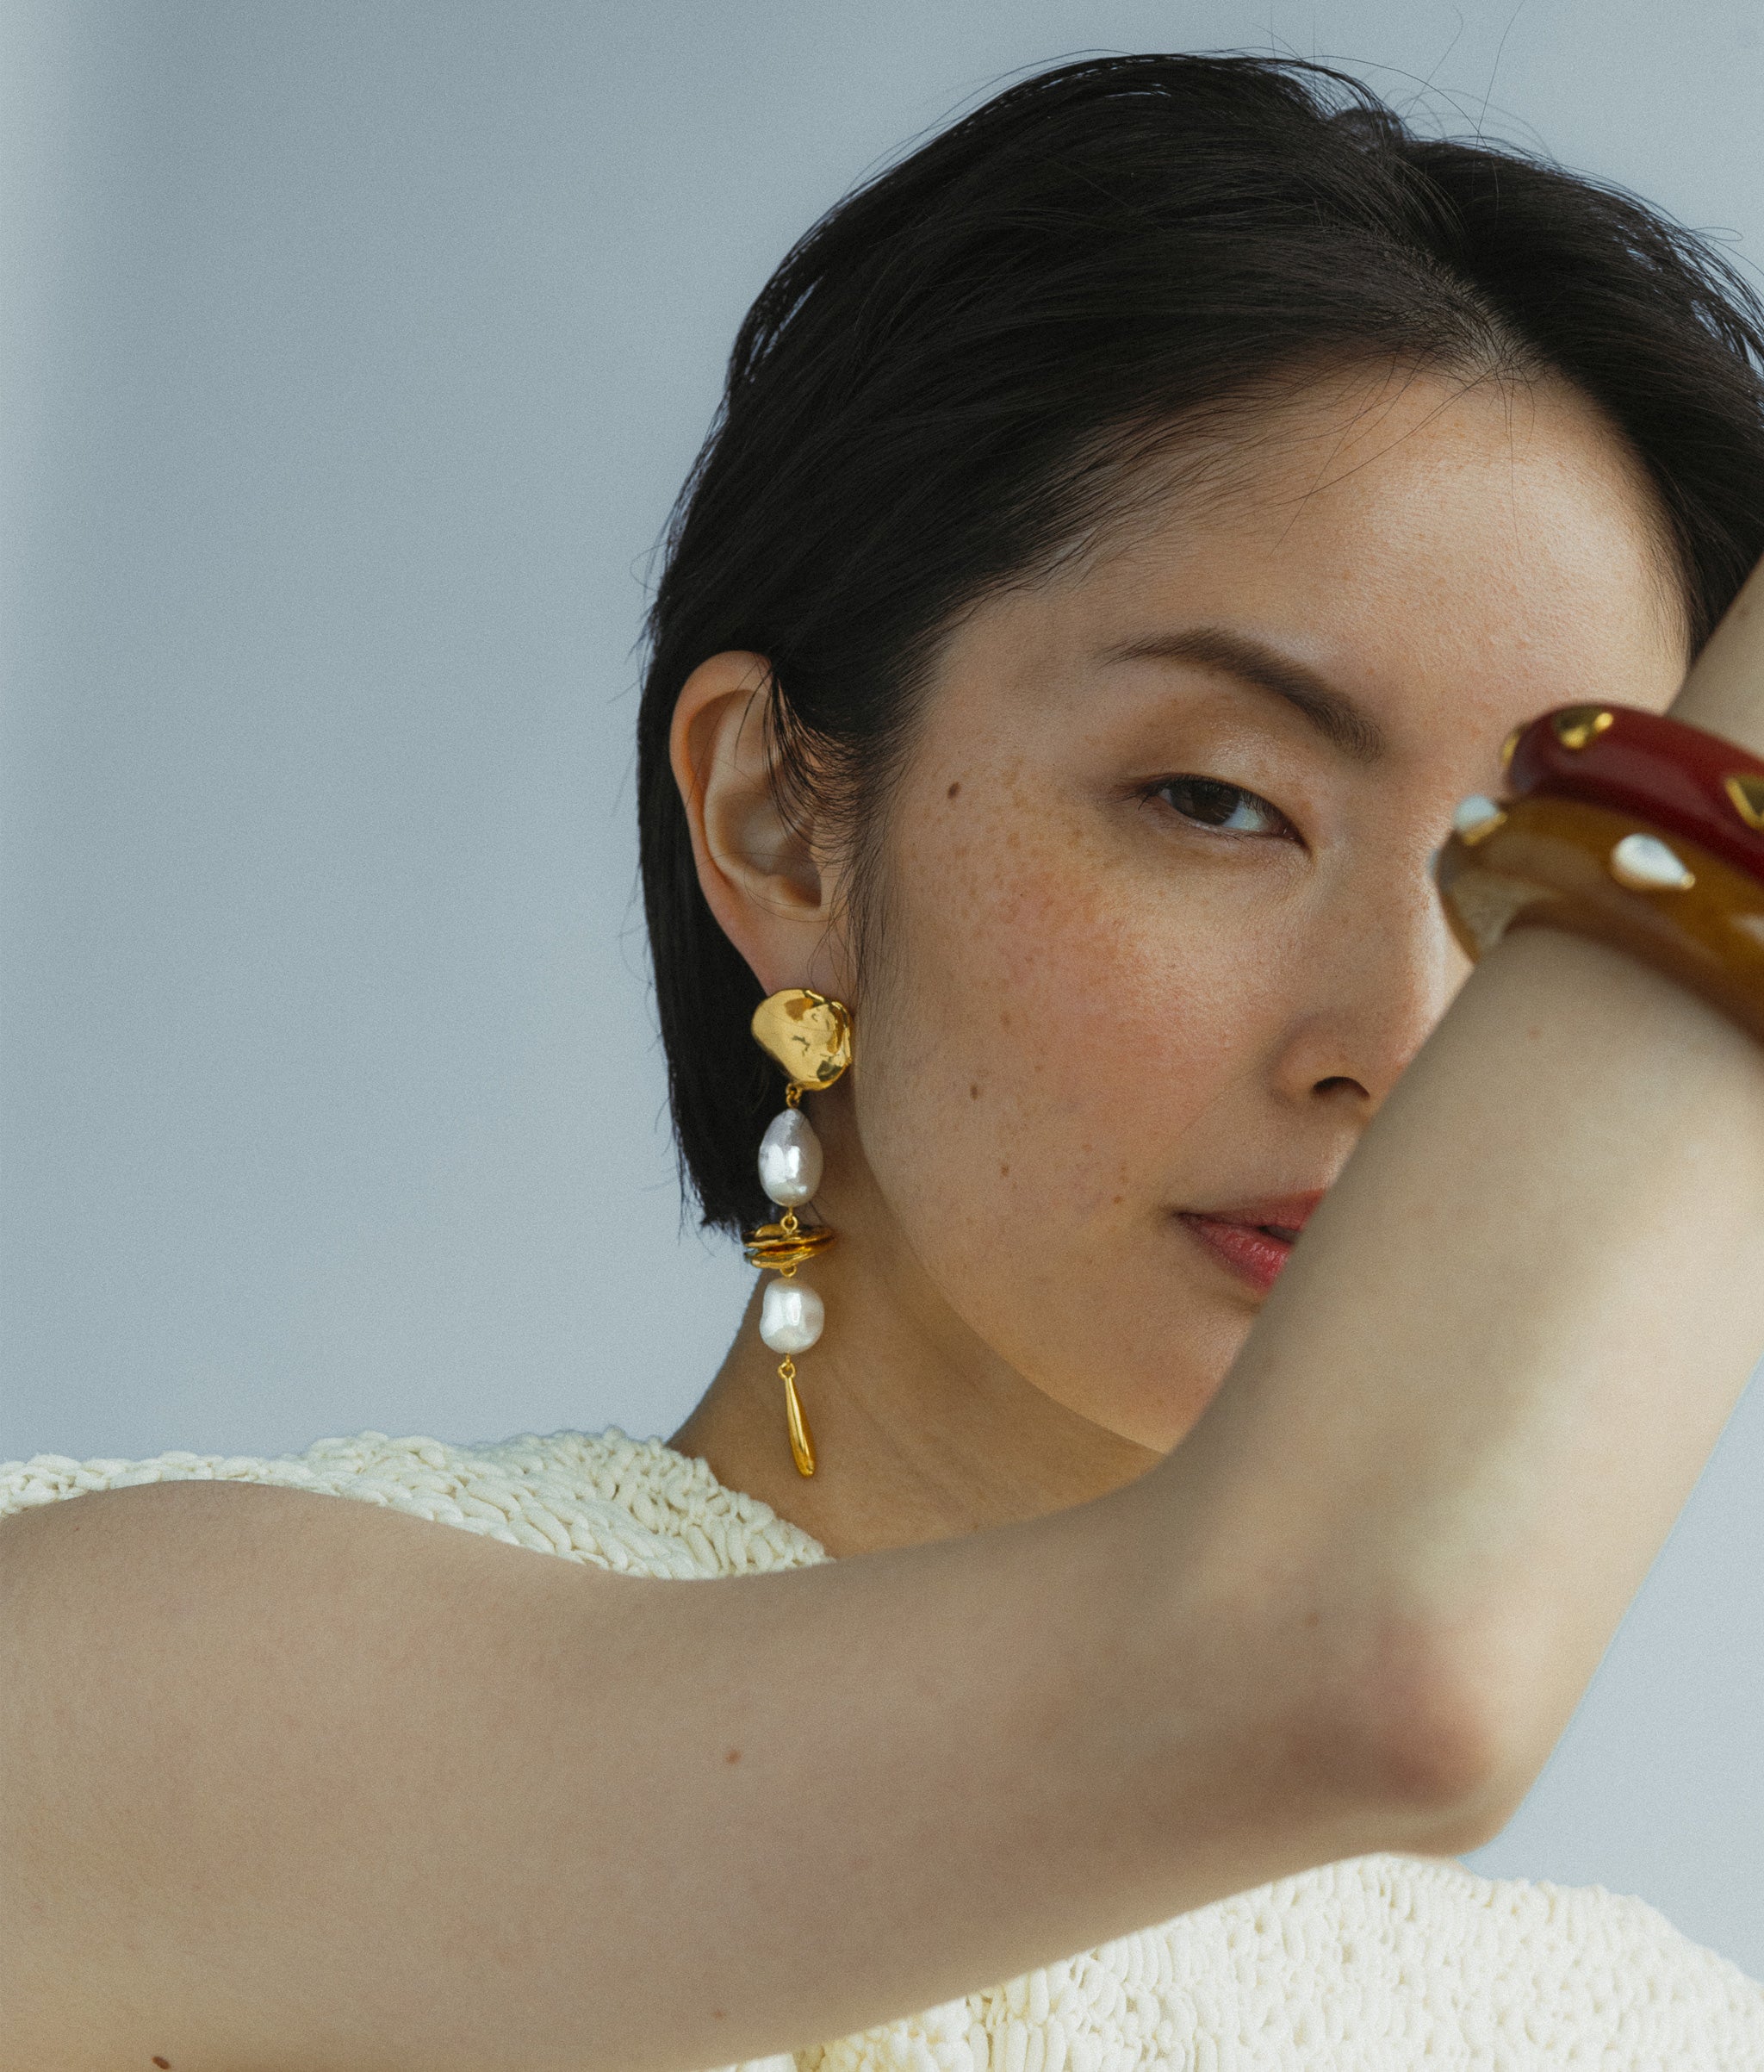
[0,1472,634,2067]
[3,1464,539,1562]
[0,1465,631,1606]
[1,1467,383,1558]
[0,1471,616,1669]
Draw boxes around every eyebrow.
[1095,626,1389,766]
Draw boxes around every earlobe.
[668,650,834,993]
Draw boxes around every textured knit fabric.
[6,1424,1763,2070]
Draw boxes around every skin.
[670,360,1691,1557]
[11,359,1764,2069]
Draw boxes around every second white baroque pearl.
[758,1106,823,1206]
[761,1277,824,1353]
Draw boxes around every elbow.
[1323,1612,1530,1854]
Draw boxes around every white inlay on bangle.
[1452,793,1507,843]
[1609,832,1695,892]
[760,1277,824,1353]
[758,1107,823,1205]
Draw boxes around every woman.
[7,51,1764,2069]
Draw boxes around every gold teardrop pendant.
[780,1358,816,1478]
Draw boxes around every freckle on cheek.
[969,1083,980,1099]
[1000,1163,1009,1177]
[947,781,961,799]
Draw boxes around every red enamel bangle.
[1501,703,1764,888]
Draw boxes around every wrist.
[1666,677,1764,760]
[1667,558,1764,756]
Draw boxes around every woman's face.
[829,364,1689,1453]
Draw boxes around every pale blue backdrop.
[6,0,1763,1978]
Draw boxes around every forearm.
[555,1500,1468,2068]
[1162,913,1764,1806]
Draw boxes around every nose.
[1269,847,1469,1117]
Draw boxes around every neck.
[668,1206,1157,1558]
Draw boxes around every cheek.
[856,797,1276,1230]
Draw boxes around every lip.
[1182,1189,1328,1233]
[1173,1189,1329,1296]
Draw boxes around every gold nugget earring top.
[750,987,853,1091]
[742,987,850,1476]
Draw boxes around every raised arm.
[1160,551,1764,1820]
[8,599,1764,2070]
[1,1431,1478,2072]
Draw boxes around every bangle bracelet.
[1501,703,1764,889]
[1435,791,1764,1044]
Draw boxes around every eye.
[1146,775,1296,841]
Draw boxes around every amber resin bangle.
[1501,703,1764,887]
[1435,791,1764,1045]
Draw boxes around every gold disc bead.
[742,1217,835,1272]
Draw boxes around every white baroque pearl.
[758,1106,823,1206]
[1609,831,1695,891]
[760,1277,824,1354]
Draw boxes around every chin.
[1059,1286,1257,1453]
[1056,1367,1231,1458]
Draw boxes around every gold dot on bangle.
[1552,706,1616,751]
[1725,771,1764,830]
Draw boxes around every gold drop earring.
[742,987,852,1477]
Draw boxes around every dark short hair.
[635,52,1764,1237]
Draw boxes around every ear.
[669,650,845,998]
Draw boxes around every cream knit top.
[6,1423,1763,2070]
